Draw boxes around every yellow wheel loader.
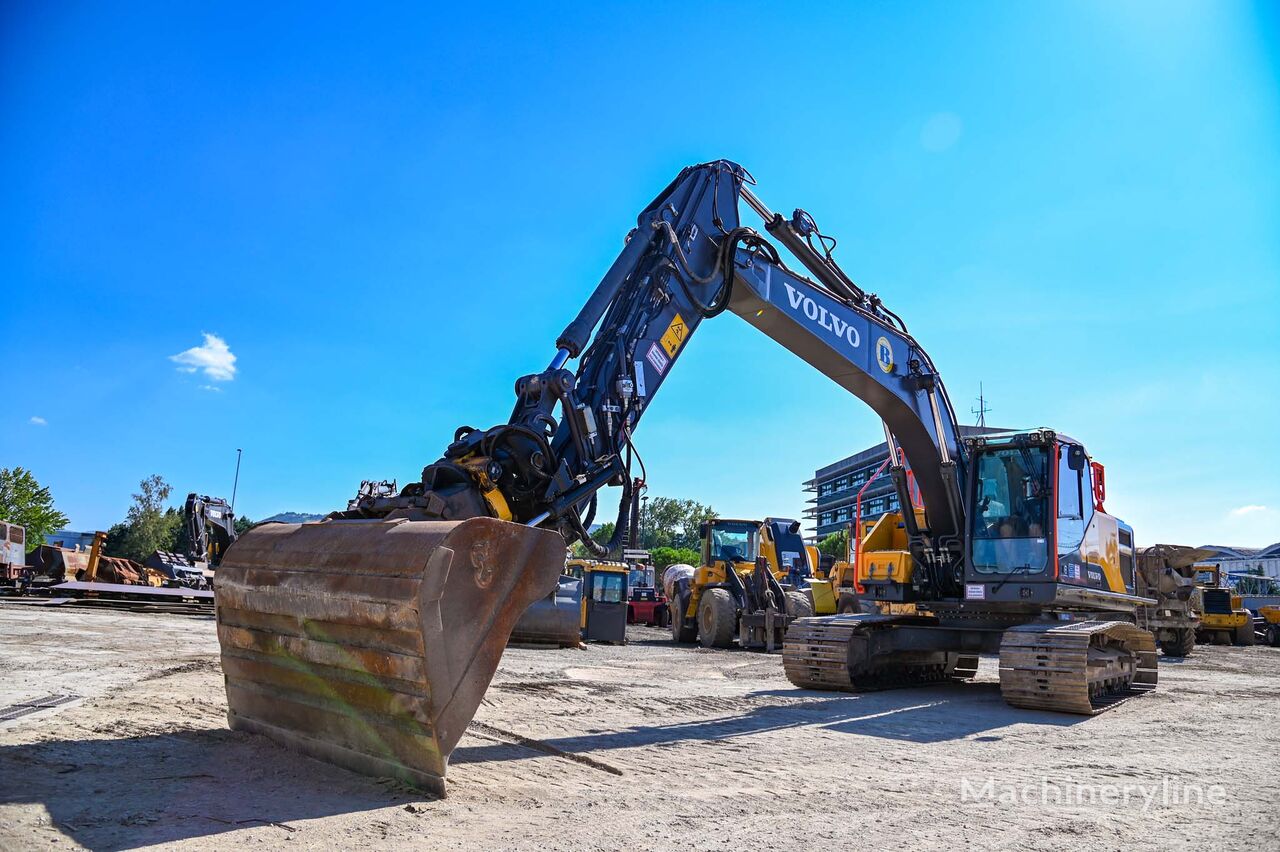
[667,518,813,650]
[810,507,926,617]
[217,161,1160,795]
[1192,564,1256,646]
[1260,606,1280,647]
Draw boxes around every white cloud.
[29,416,47,426]
[1222,505,1280,547]
[199,385,223,393]
[170,333,237,382]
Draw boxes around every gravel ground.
[1,603,1277,851]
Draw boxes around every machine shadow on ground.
[0,726,413,851]
[451,682,1086,770]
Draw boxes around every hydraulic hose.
[557,226,655,357]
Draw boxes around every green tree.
[107,475,182,562]
[0,467,69,553]
[570,522,616,559]
[103,521,130,558]
[650,546,700,571]
[233,514,254,537]
[817,529,849,561]
[639,497,717,551]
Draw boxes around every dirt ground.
[1,604,1277,851]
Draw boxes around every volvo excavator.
[146,493,237,589]
[215,160,1158,796]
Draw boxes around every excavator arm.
[215,160,971,795]
[345,160,967,589]
[184,493,237,566]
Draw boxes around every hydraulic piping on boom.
[335,162,967,593]
[216,161,1158,796]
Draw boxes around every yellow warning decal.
[660,312,687,358]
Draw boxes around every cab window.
[971,446,1049,574]
[711,523,758,563]
[1057,446,1085,553]
[1057,445,1096,554]
[591,572,625,604]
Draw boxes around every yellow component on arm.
[482,484,514,522]
[456,454,514,521]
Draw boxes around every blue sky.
[2,2,1277,547]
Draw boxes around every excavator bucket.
[214,516,566,796]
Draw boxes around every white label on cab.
[965,583,986,600]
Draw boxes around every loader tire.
[698,588,736,649]
[1267,624,1280,648]
[784,590,813,619]
[1159,628,1196,658]
[670,599,697,644]
[1234,620,1257,646]
[837,592,861,615]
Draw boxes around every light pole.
[640,494,649,548]
[231,448,243,514]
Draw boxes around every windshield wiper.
[992,564,1033,593]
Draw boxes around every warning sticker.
[659,312,687,358]
[645,342,670,375]
[965,583,985,600]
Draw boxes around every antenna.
[231,448,243,513]
[972,383,991,427]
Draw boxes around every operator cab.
[703,520,760,566]
[564,559,629,642]
[962,430,1136,606]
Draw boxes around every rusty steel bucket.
[214,516,565,796]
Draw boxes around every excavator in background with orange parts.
[215,160,1160,796]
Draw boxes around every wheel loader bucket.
[214,516,566,796]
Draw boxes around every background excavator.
[215,160,1159,795]
[145,493,237,589]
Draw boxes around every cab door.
[583,569,629,642]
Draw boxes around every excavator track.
[998,621,1158,715]
[783,615,979,692]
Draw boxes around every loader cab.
[699,519,760,570]
[963,430,1132,604]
